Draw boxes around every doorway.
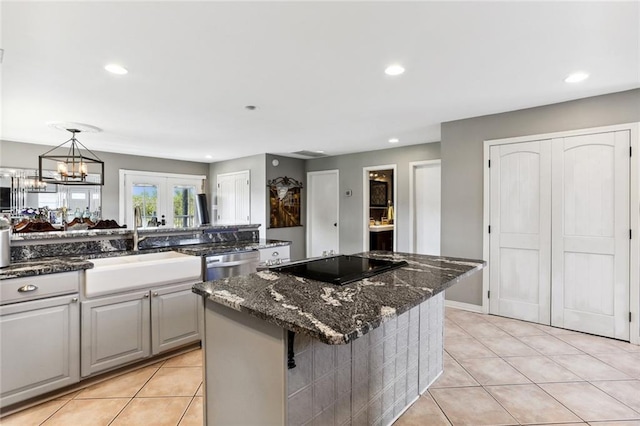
[363,165,397,252]
[306,170,339,257]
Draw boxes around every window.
[120,170,205,229]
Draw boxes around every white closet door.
[551,131,630,340]
[413,161,441,256]
[489,140,552,324]
[216,171,250,224]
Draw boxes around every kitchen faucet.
[133,206,145,251]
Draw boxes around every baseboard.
[444,300,483,313]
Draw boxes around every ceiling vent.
[291,150,328,158]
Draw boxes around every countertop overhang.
[193,251,485,345]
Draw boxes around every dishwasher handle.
[206,258,258,268]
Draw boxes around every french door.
[120,171,204,229]
[489,130,630,340]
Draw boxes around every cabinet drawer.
[0,272,80,305]
[259,246,291,262]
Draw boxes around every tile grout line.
[175,395,197,426]
[106,362,165,425]
[424,389,455,426]
[36,398,74,426]
[583,380,640,419]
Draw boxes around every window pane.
[173,185,196,227]
[132,184,159,226]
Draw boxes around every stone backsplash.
[10,225,260,261]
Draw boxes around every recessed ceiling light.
[385,64,405,76]
[564,72,589,83]
[388,138,399,144]
[105,64,128,75]
[315,150,325,153]
[205,155,213,159]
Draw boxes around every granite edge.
[192,260,486,345]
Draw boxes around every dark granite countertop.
[11,224,261,241]
[192,251,485,345]
[0,257,94,280]
[174,239,291,257]
[0,239,291,280]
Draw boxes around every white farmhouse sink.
[84,251,202,298]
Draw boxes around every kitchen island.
[193,251,484,426]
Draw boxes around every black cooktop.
[271,255,408,286]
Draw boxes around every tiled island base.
[203,293,444,426]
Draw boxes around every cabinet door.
[0,295,79,408]
[81,291,150,377]
[551,131,630,340]
[151,282,202,355]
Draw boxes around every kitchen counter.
[174,239,290,257]
[9,223,261,241]
[195,251,484,426]
[193,251,484,345]
[0,257,94,280]
[1,239,291,280]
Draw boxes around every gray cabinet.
[81,290,151,377]
[0,294,80,408]
[151,282,202,355]
[81,282,201,377]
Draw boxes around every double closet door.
[489,130,630,340]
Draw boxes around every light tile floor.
[3,307,640,425]
[397,307,640,426]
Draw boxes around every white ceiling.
[1,1,638,163]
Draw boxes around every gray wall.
[0,140,210,220]
[441,88,640,306]
[266,154,306,261]
[306,143,441,256]
[209,154,267,239]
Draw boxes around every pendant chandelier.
[38,128,104,186]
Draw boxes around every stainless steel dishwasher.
[204,250,260,281]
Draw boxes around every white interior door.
[216,171,250,225]
[489,140,552,324]
[307,170,339,257]
[551,131,630,340]
[412,161,441,255]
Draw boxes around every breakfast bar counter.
[193,251,484,426]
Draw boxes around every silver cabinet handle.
[72,297,78,303]
[153,292,159,297]
[272,251,279,257]
[144,294,149,298]
[17,284,38,293]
